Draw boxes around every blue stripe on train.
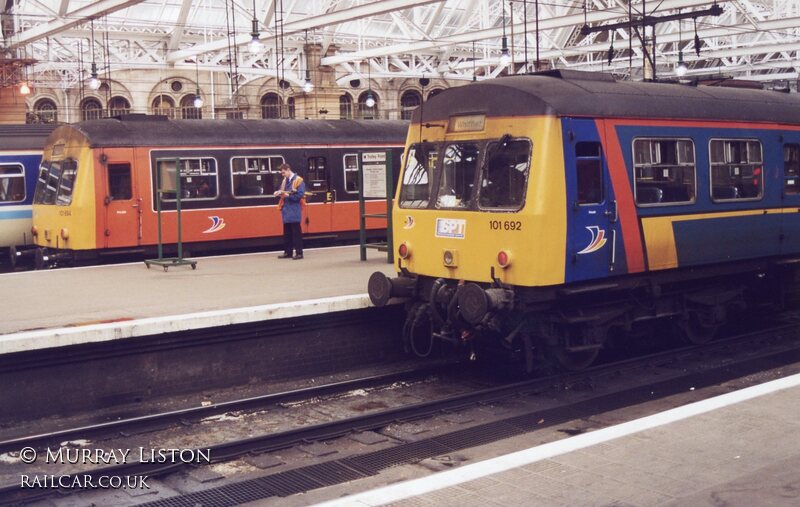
[0,209,32,220]
[673,213,780,266]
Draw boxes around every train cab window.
[0,164,25,203]
[57,159,78,205]
[306,157,329,192]
[231,156,284,197]
[784,144,800,195]
[633,138,696,206]
[399,143,437,208]
[479,138,531,209]
[343,154,359,193]
[156,158,218,200]
[42,160,61,205]
[709,139,763,202]
[575,142,603,205]
[107,164,132,201]
[437,143,479,209]
[33,162,50,204]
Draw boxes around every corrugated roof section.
[61,119,409,148]
[415,73,800,125]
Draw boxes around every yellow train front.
[369,70,800,372]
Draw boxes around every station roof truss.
[2,0,800,92]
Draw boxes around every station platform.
[0,246,396,354]
[293,372,800,507]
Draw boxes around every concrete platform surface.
[289,373,800,507]
[1,246,396,350]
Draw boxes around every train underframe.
[369,258,800,373]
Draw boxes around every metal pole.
[385,150,394,264]
[156,160,163,260]
[359,154,367,261]
[175,157,183,260]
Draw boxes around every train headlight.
[497,250,511,268]
[443,249,459,267]
[398,242,411,259]
[60,228,69,240]
[30,226,38,238]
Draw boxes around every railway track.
[2,319,800,505]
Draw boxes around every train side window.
[437,142,480,209]
[784,144,800,195]
[156,158,218,200]
[575,142,603,205]
[633,138,696,206]
[107,163,132,201]
[0,164,25,203]
[479,138,531,210]
[231,155,284,198]
[709,139,763,202]
[343,154,359,193]
[307,156,328,192]
[399,143,436,208]
[57,159,78,205]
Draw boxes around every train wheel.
[34,248,47,270]
[8,246,17,269]
[554,347,600,371]
[679,314,718,345]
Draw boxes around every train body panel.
[393,116,567,286]
[31,118,407,258]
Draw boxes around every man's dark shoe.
[278,253,292,259]
[292,254,304,260]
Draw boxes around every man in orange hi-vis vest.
[274,163,306,259]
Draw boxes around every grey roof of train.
[55,118,409,148]
[0,124,58,151]
[413,70,800,125]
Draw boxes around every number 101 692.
[489,220,522,231]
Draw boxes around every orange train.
[30,116,407,267]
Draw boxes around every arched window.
[81,97,103,121]
[357,91,379,120]
[180,94,202,119]
[33,98,58,124]
[151,95,176,118]
[339,94,353,119]
[286,97,296,119]
[261,93,281,119]
[428,88,444,100]
[400,90,422,120]
[108,96,131,117]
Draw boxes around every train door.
[563,118,623,282]
[303,152,333,233]
[780,139,800,254]
[102,149,141,248]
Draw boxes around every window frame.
[0,163,26,203]
[435,141,481,210]
[154,156,219,202]
[343,153,360,194]
[708,138,764,203]
[307,156,329,192]
[56,159,78,206]
[783,143,800,196]
[477,137,532,212]
[398,142,438,209]
[229,155,285,199]
[574,141,604,207]
[632,137,697,208]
